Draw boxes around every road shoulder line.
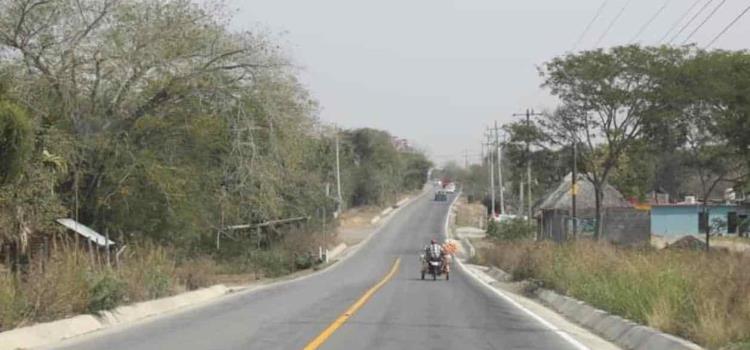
[442,193,592,350]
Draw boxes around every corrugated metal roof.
[56,218,115,247]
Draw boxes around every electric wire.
[669,0,715,44]
[705,3,750,48]
[571,1,609,51]
[682,0,728,44]
[660,0,703,43]
[630,0,672,43]
[594,0,634,48]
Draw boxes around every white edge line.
[443,192,590,350]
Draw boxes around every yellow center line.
[302,257,401,350]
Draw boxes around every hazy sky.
[225,0,749,165]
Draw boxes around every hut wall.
[539,208,650,245]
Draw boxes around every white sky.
[224,0,750,165]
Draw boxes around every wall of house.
[601,208,651,245]
[651,205,747,238]
[538,208,650,245]
[651,206,701,237]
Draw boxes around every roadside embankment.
[447,194,717,349]
[336,193,415,246]
[475,240,750,349]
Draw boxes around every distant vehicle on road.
[444,182,456,193]
[434,191,448,201]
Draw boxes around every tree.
[0,0,432,259]
[502,120,568,204]
[0,97,32,186]
[541,45,686,239]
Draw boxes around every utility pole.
[484,131,495,217]
[497,143,504,215]
[491,121,505,215]
[513,109,544,220]
[519,181,524,216]
[480,142,485,165]
[335,129,343,214]
[463,149,469,169]
[571,139,577,238]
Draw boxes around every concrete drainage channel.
[445,198,704,350]
[0,194,419,350]
[532,288,703,350]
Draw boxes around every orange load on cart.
[441,239,459,255]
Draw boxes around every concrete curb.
[99,285,229,326]
[394,196,410,207]
[369,215,381,224]
[379,207,393,216]
[486,266,511,282]
[0,285,230,350]
[461,237,476,260]
[370,196,410,225]
[0,315,103,350]
[531,281,703,350]
[327,243,347,261]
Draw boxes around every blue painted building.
[651,204,750,239]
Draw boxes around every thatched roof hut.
[536,173,632,215]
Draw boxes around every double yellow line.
[303,257,401,350]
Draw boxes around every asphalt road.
[54,192,584,350]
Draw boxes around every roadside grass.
[476,240,750,349]
[455,197,485,228]
[0,245,194,331]
[0,229,330,332]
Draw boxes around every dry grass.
[0,234,331,332]
[712,236,750,254]
[477,240,750,349]
[455,197,486,228]
[0,244,220,332]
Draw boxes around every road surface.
[54,192,590,350]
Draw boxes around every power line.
[669,0,715,44]
[594,0,634,48]
[706,4,750,48]
[571,1,609,51]
[660,0,703,43]
[682,0,728,44]
[630,0,672,43]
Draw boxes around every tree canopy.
[0,0,430,254]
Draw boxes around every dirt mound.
[667,236,707,251]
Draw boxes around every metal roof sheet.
[56,218,115,247]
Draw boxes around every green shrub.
[294,253,315,270]
[0,100,33,186]
[142,267,173,299]
[87,271,126,313]
[487,218,535,241]
[0,275,26,331]
[252,250,293,277]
